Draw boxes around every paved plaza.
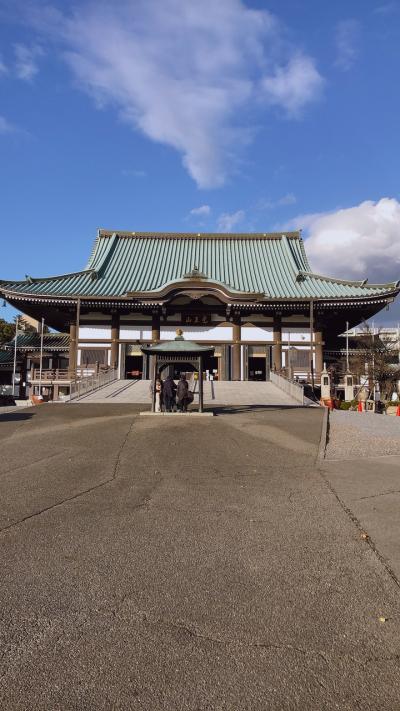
[1,404,400,710]
[73,379,299,406]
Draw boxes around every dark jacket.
[176,377,189,401]
[163,376,177,398]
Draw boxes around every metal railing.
[270,371,305,405]
[69,367,118,401]
[32,365,101,381]
[32,369,70,381]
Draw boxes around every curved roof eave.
[296,270,400,291]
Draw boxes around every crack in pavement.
[0,417,136,535]
[0,450,68,480]
[356,489,400,501]
[318,467,400,593]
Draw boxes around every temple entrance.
[169,362,197,378]
[247,345,270,381]
[202,354,219,380]
[248,357,266,381]
[125,355,143,379]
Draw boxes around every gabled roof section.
[0,230,399,302]
[4,333,70,351]
[0,349,16,367]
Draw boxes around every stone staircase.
[73,379,300,406]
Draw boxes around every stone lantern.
[321,364,331,399]
[344,372,354,402]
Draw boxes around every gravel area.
[326,410,400,460]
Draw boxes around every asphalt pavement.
[1,403,400,710]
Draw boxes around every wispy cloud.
[0,56,7,75]
[23,0,324,188]
[217,209,245,233]
[0,115,16,134]
[14,43,43,80]
[258,193,297,210]
[190,205,211,217]
[334,20,360,72]
[121,168,146,178]
[373,3,397,15]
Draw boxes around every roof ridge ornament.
[183,265,207,279]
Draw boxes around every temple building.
[1,230,399,385]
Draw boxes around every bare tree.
[344,324,400,400]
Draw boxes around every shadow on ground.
[0,411,35,422]
[207,404,305,415]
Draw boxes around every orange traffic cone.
[396,405,400,417]
[357,401,363,413]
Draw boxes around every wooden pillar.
[199,356,204,412]
[152,312,160,342]
[111,313,120,370]
[19,355,27,399]
[309,300,315,388]
[150,312,160,381]
[68,320,77,378]
[151,355,157,412]
[273,314,282,372]
[218,349,224,381]
[219,345,226,381]
[232,315,241,381]
[315,329,324,380]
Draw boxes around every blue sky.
[1,0,400,323]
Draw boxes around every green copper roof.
[0,349,15,367]
[1,231,398,301]
[4,333,70,351]
[141,336,214,355]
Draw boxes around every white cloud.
[190,205,211,217]
[334,20,360,71]
[262,54,324,116]
[26,0,323,188]
[0,56,7,75]
[0,115,16,134]
[14,43,43,80]
[217,209,245,232]
[287,198,400,284]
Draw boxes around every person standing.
[177,373,189,412]
[149,376,163,412]
[163,374,177,412]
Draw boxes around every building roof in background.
[0,349,16,368]
[4,333,70,352]
[0,230,399,302]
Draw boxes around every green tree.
[0,319,15,345]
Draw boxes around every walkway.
[74,378,299,406]
[1,405,400,709]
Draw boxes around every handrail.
[69,367,118,401]
[32,369,70,380]
[32,365,107,381]
[270,371,305,405]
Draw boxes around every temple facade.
[1,230,399,384]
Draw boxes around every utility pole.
[12,316,19,397]
[346,320,349,372]
[309,299,314,390]
[38,317,45,397]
